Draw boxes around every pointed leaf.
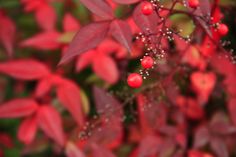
[80,0,114,20]
[37,105,65,146]
[0,59,50,80]
[60,21,110,64]
[56,80,85,127]
[0,13,16,56]
[35,4,56,31]
[0,99,38,118]
[20,31,61,50]
[110,20,132,52]
[18,116,38,145]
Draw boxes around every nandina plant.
[0,0,236,157]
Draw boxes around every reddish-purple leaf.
[18,116,38,145]
[35,4,56,31]
[91,143,115,157]
[193,126,210,148]
[56,80,85,127]
[198,0,211,17]
[112,0,140,4]
[92,54,119,84]
[138,135,162,156]
[65,142,85,157]
[0,59,50,80]
[228,98,236,127]
[60,21,110,64]
[91,87,123,148]
[110,20,132,52]
[37,105,65,146]
[210,137,229,157]
[0,13,16,56]
[79,0,114,20]
[0,99,38,118]
[133,2,159,33]
[20,31,61,50]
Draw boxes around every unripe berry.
[127,73,143,88]
[188,0,199,8]
[141,2,153,16]
[141,56,154,69]
[218,23,228,36]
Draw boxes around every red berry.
[127,73,143,88]
[218,23,228,36]
[188,0,199,8]
[141,56,154,69]
[141,2,153,16]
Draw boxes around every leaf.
[18,116,38,145]
[60,21,110,64]
[35,77,53,98]
[228,98,236,127]
[110,20,132,52]
[91,143,115,157]
[37,105,65,146]
[199,0,211,16]
[112,0,140,4]
[35,4,56,31]
[133,2,158,33]
[0,99,38,118]
[79,0,114,20]
[56,80,85,127]
[92,53,119,84]
[138,135,162,157]
[63,13,80,32]
[20,31,61,50]
[91,87,123,149]
[0,13,16,56]
[210,137,229,157]
[0,59,50,80]
[193,126,210,148]
[65,142,85,157]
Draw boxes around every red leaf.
[0,59,50,80]
[35,4,56,31]
[37,105,65,146]
[18,116,38,145]
[133,2,158,33]
[79,0,114,20]
[76,50,95,72]
[92,53,119,84]
[0,13,16,56]
[110,20,132,52]
[20,31,61,50]
[0,99,38,118]
[35,77,53,98]
[112,0,140,4]
[63,13,80,32]
[60,21,110,64]
[56,80,85,127]
[65,142,85,157]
